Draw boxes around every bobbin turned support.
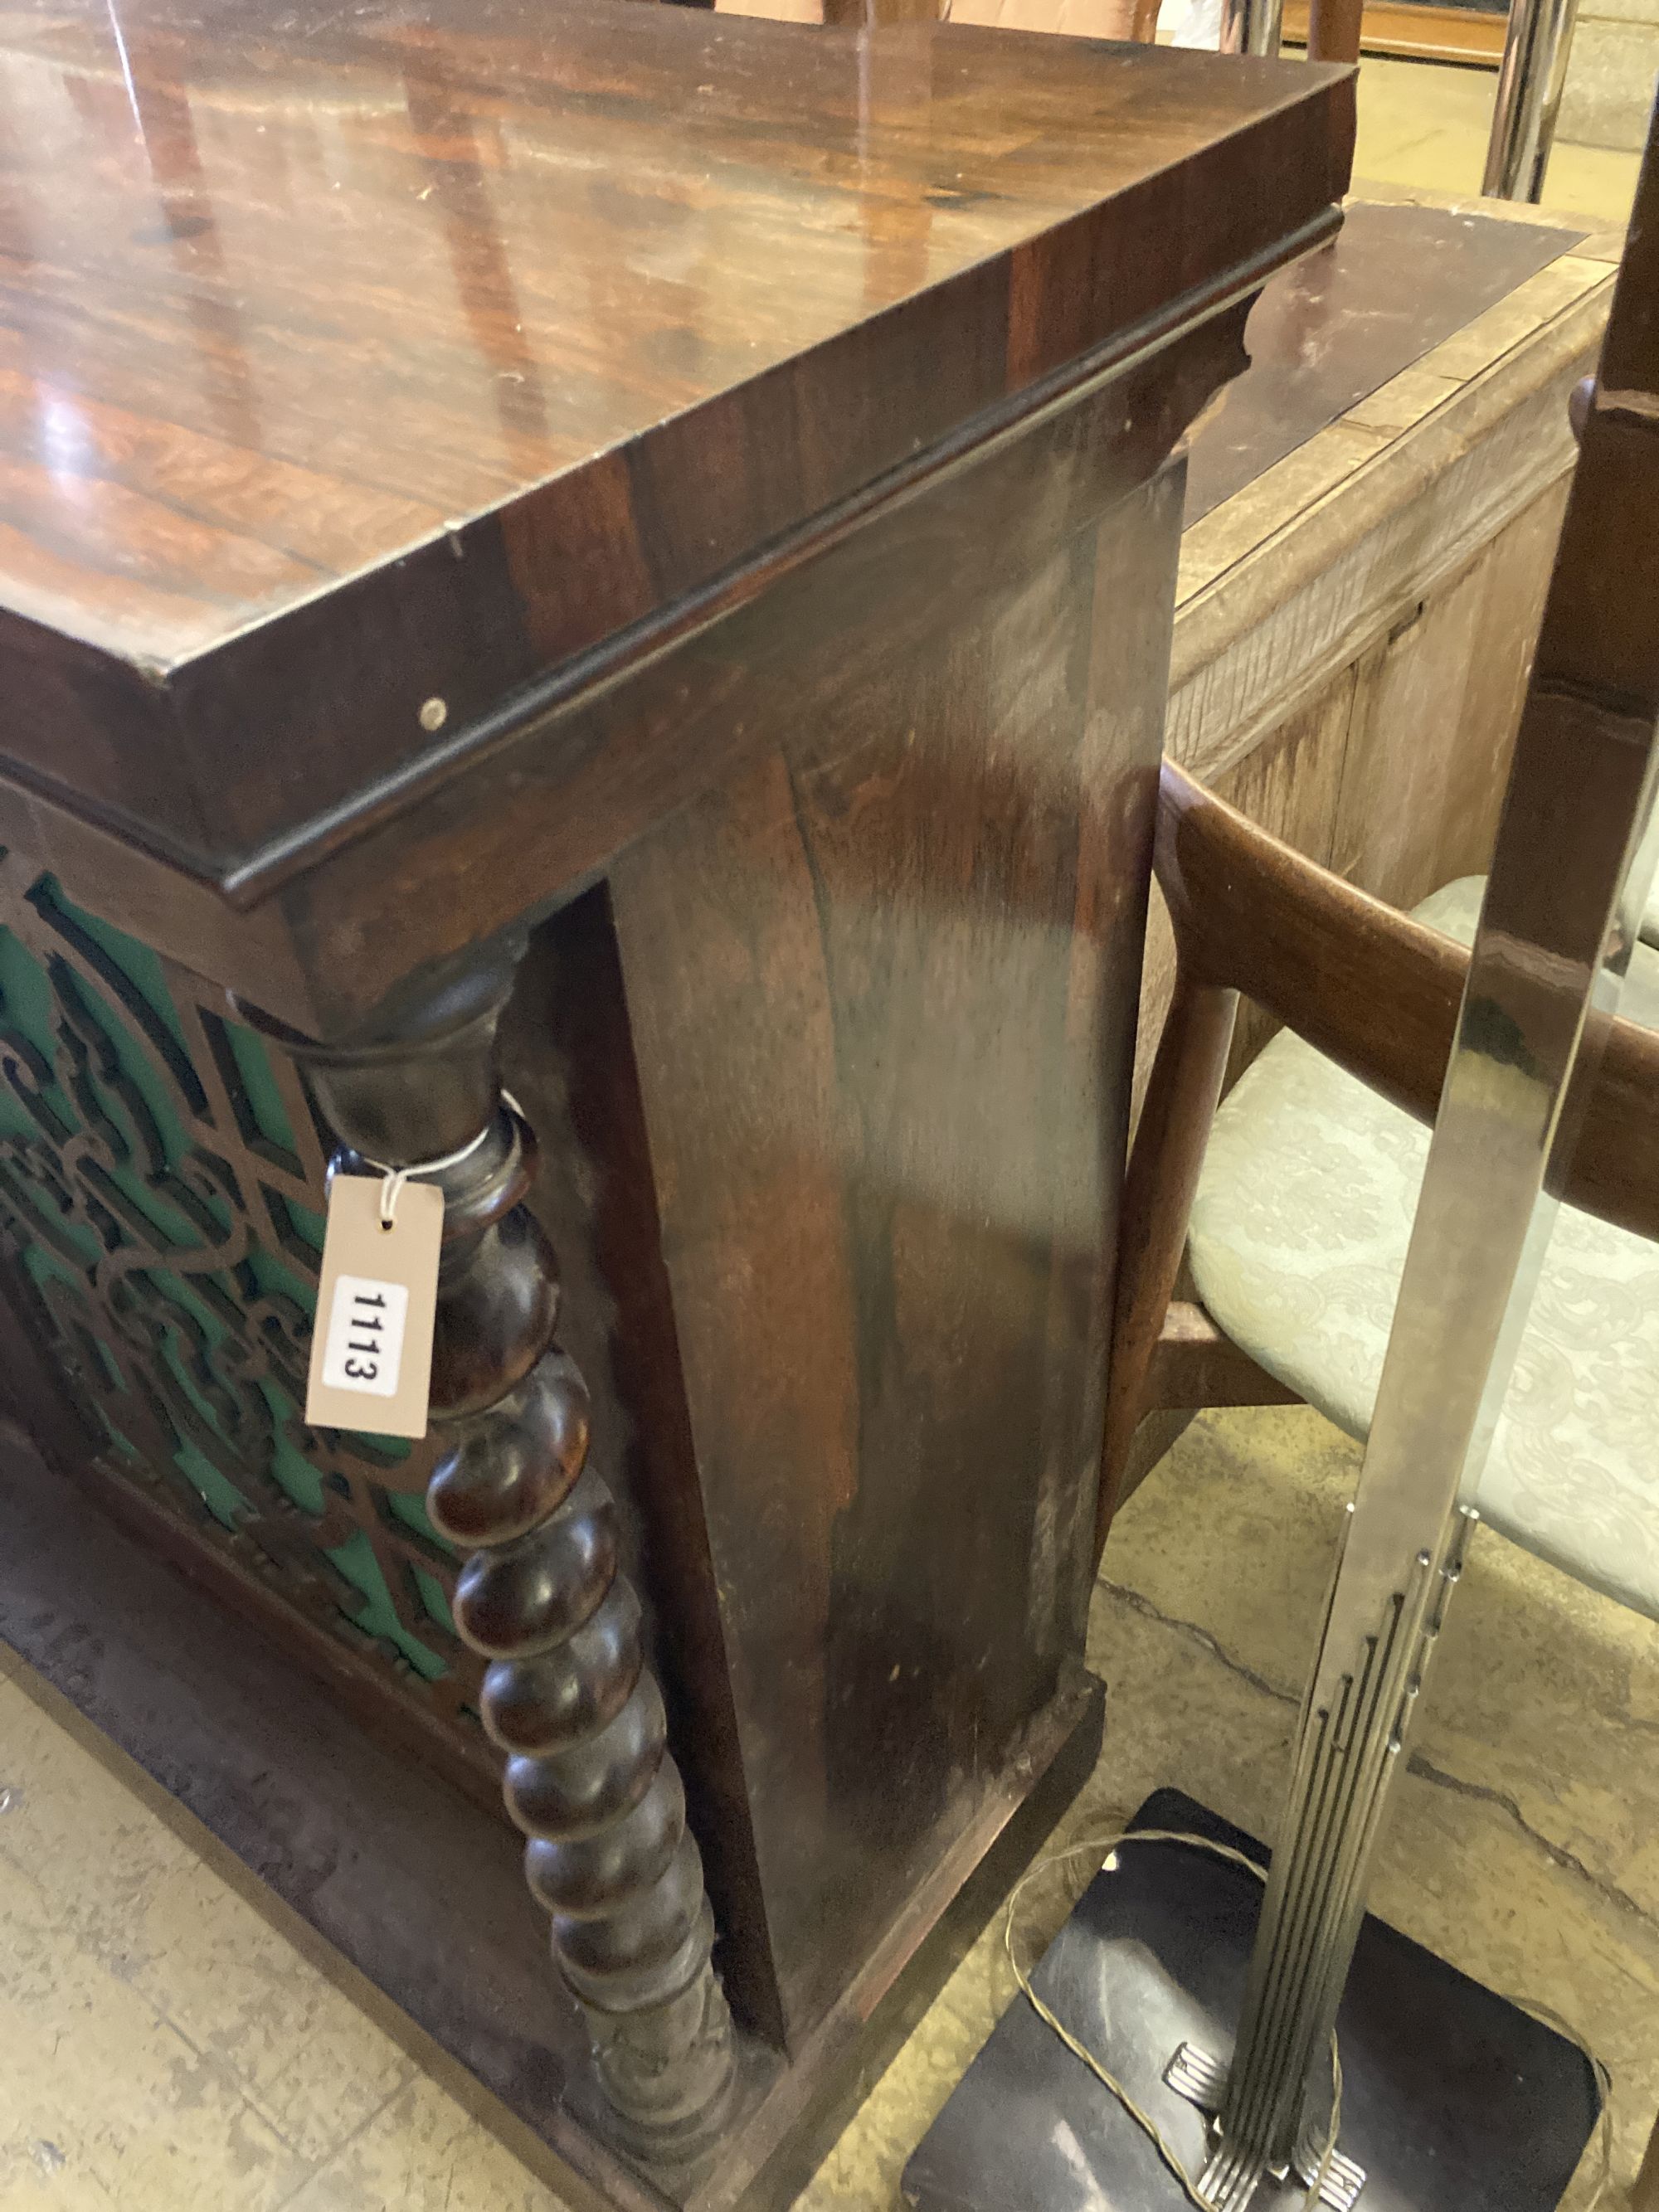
[290,946,735,2162]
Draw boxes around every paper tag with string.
[305,1174,444,1438]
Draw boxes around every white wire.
[357,1090,525,1228]
[1003,1824,1612,2212]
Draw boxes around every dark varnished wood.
[0,0,1350,1030]
[502,895,789,2053]
[607,440,1182,2040]
[0,8,1358,2191]
[243,301,1256,1034]
[292,968,737,2159]
[1096,952,1237,1550]
[2,299,1273,2108]
[1158,761,1659,1245]
[0,309,1251,1035]
[1146,1300,1300,1410]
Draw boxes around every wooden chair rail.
[1157,761,1659,1243]
[1149,1300,1302,1409]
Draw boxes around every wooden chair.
[805,0,1364,64]
[1098,760,1659,1558]
[1098,128,1659,1571]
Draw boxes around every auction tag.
[305,1175,443,1438]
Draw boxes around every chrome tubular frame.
[1180,125,1659,2204]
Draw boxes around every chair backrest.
[1095,756,1659,1553]
[1155,758,1659,1242]
[1155,79,1659,1245]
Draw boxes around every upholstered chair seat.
[1189,875,1659,1617]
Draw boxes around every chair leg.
[1633,2110,1659,2210]
[1147,1299,1303,1413]
[1111,1407,1199,1519]
[1105,1304,1304,1520]
[1096,967,1238,1564]
[1306,0,1364,61]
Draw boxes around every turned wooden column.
[291,952,735,2161]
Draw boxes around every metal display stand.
[901,1791,1600,2211]
[1484,0,1584,202]
[1219,0,1285,58]
[907,113,1659,2212]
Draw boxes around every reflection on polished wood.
[0,0,1355,2195]
[0,0,1350,1028]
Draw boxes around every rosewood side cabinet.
[0,1,1351,2202]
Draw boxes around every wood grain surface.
[606,431,1185,2039]
[0,0,1350,904]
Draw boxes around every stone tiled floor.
[1353,54,1640,222]
[6,1403,1659,2207]
[804,1407,1659,2210]
[0,1649,560,2212]
[2,53,1656,2212]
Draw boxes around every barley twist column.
[293,954,735,2161]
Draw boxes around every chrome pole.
[1174,119,1659,2205]
[1218,0,1284,59]
[1483,0,1583,201]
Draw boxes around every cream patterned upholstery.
[1188,877,1659,1621]
[1644,874,1659,950]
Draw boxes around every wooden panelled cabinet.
[0,0,1352,2200]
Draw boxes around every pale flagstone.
[279,2077,572,2212]
[1351,55,1639,225]
[105,1860,416,2164]
[0,1845,311,2211]
[0,1673,414,2170]
[7,1397,1659,2210]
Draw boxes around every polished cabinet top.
[0,0,1350,884]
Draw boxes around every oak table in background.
[0,1,1351,2203]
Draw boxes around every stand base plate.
[900,1789,1600,2211]
[1164,2041,1367,2210]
